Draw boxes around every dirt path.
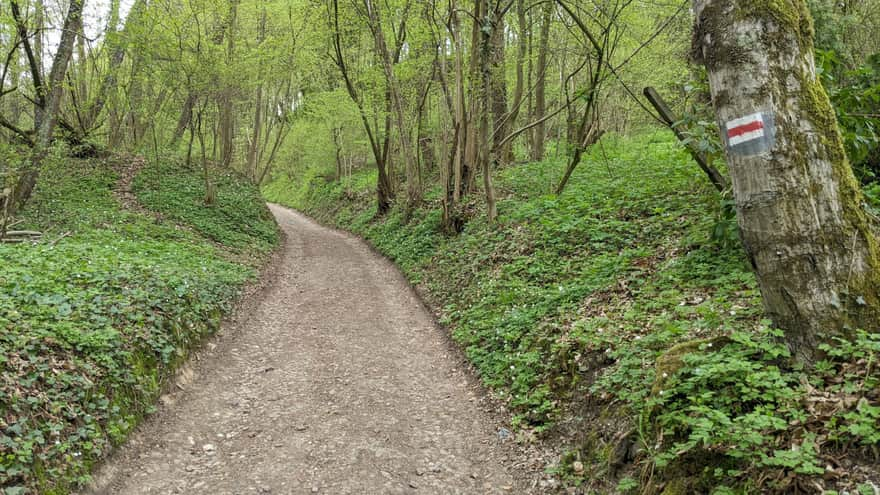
[84,204,526,495]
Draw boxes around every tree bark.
[530,1,551,161]
[489,13,508,164]
[247,3,267,182]
[218,0,238,168]
[365,0,420,210]
[330,0,392,214]
[504,0,527,164]
[14,0,84,211]
[171,91,197,146]
[462,0,484,195]
[693,0,880,361]
[478,0,497,222]
[85,0,145,136]
[33,0,44,125]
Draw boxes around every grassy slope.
[265,132,880,493]
[0,155,278,494]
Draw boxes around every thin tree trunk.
[527,15,535,152]
[247,3,267,182]
[33,0,44,125]
[247,84,264,180]
[13,0,84,212]
[555,124,603,195]
[330,0,392,214]
[489,13,508,164]
[219,0,238,168]
[478,0,497,222]
[452,2,467,203]
[196,99,215,205]
[86,0,144,136]
[463,0,482,194]
[693,0,880,362]
[332,128,343,181]
[366,0,420,210]
[531,1,551,161]
[504,0,527,163]
[171,91,197,146]
[186,107,196,167]
[643,86,727,192]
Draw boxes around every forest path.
[84,204,523,495]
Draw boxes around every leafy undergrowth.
[0,153,277,494]
[134,158,279,258]
[265,132,880,494]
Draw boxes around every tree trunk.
[504,0,527,164]
[171,91,197,146]
[248,84,264,180]
[33,0,44,126]
[478,0,497,222]
[86,0,145,136]
[14,0,84,211]
[7,27,23,128]
[330,0,392,214]
[452,2,468,203]
[693,0,880,361]
[332,127,343,181]
[126,53,145,147]
[218,0,238,168]
[196,99,216,205]
[247,3,267,182]
[531,1,551,161]
[366,0,420,210]
[462,0,484,195]
[489,13,508,164]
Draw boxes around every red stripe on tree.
[727,120,764,139]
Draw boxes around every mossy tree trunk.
[692,0,880,362]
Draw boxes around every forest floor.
[82,204,550,495]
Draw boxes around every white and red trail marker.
[725,111,775,156]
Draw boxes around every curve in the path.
[84,204,519,495]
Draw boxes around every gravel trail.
[84,204,523,495]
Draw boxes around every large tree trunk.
[693,0,880,361]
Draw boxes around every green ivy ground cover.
[0,155,278,494]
